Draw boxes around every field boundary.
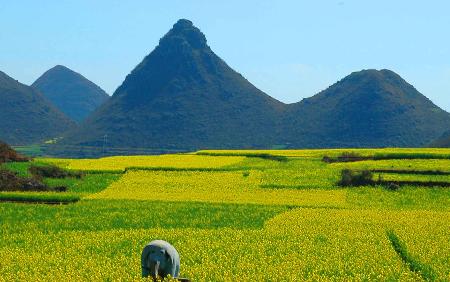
[386,230,436,281]
[0,193,80,204]
[371,169,450,175]
[324,152,450,163]
[338,169,450,188]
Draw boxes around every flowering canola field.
[88,170,347,207]
[1,149,450,281]
[42,155,245,171]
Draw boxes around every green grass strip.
[386,230,436,281]
[0,192,80,204]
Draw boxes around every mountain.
[53,19,450,156]
[282,69,450,148]
[429,130,450,147]
[60,19,284,152]
[0,71,76,145]
[32,65,109,122]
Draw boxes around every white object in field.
[141,240,180,279]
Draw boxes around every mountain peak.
[42,65,81,79]
[50,65,71,72]
[347,69,402,81]
[159,19,207,49]
[334,69,412,96]
[173,19,194,29]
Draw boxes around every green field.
[1,149,449,281]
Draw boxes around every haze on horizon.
[1,0,449,111]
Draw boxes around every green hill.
[59,19,284,152]
[32,65,109,122]
[283,69,450,148]
[0,71,76,145]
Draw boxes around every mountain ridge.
[45,19,450,155]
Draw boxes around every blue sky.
[1,0,449,111]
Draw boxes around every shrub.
[338,169,374,187]
[0,141,29,163]
[0,168,24,191]
[323,152,371,163]
[385,183,400,191]
[29,164,83,179]
[0,168,48,192]
[0,168,67,192]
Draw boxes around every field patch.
[265,208,450,279]
[88,170,347,207]
[0,200,286,233]
[347,187,450,210]
[44,155,246,172]
[260,159,339,189]
[4,208,448,280]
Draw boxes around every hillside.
[0,71,76,145]
[32,65,109,122]
[282,69,450,148]
[60,19,284,151]
[430,131,450,147]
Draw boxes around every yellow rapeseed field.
[87,170,347,207]
[2,149,450,281]
[42,155,245,171]
[4,207,448,280]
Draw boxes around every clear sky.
[1,0,449,111]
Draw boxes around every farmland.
[1,149,449,281]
